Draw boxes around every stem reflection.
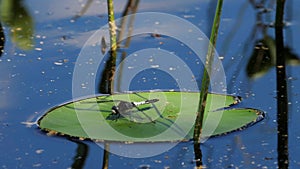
[275,0,289,168]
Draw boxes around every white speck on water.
[151,65,159,68]
[10,74,17,78]
[35,48,42,51]
[169,67,176,71]
[32,163,42,167]
[183,15,195,18]
[154,160,162,163]
[35,149,44,154]
[139,164,150,169]
[81,83,86,89]
[128,66,134,69]
[54,61,63,66]
[18,53,26,57]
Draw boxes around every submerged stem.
[101,143,110,169]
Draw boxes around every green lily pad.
[37,91,264,142]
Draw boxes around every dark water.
[0,0,300,168]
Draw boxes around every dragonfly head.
[111,106,119,114]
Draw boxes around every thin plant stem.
[99,0,117,94]
[99,0,118,166]
[275,0,289,168]
[193,0,223,143]
[107,0,117,51]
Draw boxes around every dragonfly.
[108,99,159,123]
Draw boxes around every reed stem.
[193,0,223,143]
